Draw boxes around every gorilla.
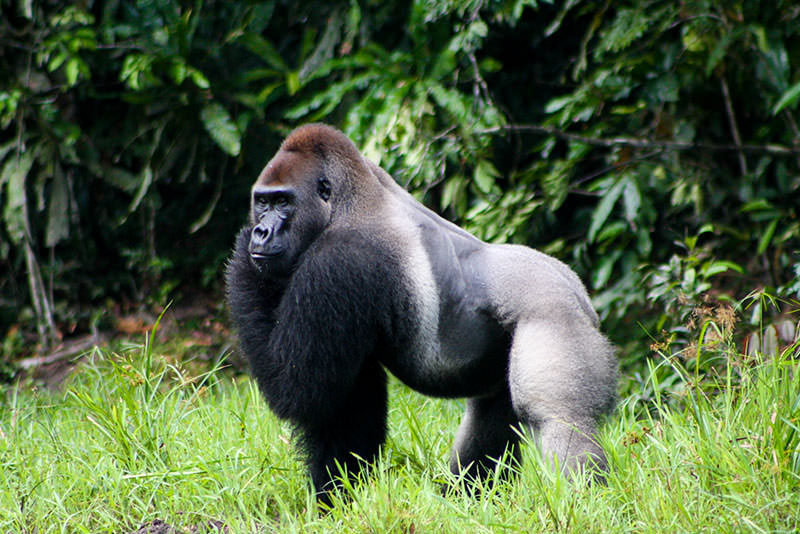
[225,123,617,505]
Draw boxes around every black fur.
[226,225,416,502]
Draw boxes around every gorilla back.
[225,123,618,504]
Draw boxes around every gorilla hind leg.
[449,388,522,482]
[508,318,616,478]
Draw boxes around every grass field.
[1,332,799,533]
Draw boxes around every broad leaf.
[1,151,34,244]
[473,160,499,194]
[588,177,626,243]
[200,103,241,156]
[773,81,800,115]
[238,33,288,72]
[45,167,70,247]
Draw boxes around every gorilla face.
[249,187,295,263]
[248,153,332,277]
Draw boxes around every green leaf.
[102,167,139,193]
[542,163,569,210]
[428,84,470,122]
[189,169,222,234]
[701,260,743,277]
[622,178,640,224]
[1,151,34,244]
[169,60,188,84]
[636,226,652,256]
[48,51,67,73]
[45,168,70,247]
[597,7,648,54]
[473,160,499,194]
[238,33,288,72]
[544,94,573,114]
[200,103,241,156]
[773,81,800,115]
[440,175,466,212]
[298,11,342,82]
[697,223,715,236]
[286,71,301,96]
[592,249,623,289]
[431,47,457,80]
[120,53,155,90]
[757,218,779,255]
[65,57,80,86]
[285,72,377,120]
[126,165,153,219]
[588,177,626,243]
[188,68,210,89]
[595,220,626,243]
[741,198,773,212]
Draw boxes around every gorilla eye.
[317,178,331,201]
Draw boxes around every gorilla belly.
[383,306,509,399]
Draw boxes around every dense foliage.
[1,0,799,362]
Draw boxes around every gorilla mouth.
[250,251,283,260]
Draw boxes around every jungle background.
[2,1,800,532]
[2,0,800,390]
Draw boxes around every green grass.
[1,336,799,533]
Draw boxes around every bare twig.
[17,333,105,370]
[720,75,748,175]
[573,150,664,188]
[465,5,496,116]
[476,124,800,155]
[23,240,57,346]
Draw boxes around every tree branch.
[17,333,105,370]
[476,124,800,155]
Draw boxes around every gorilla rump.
[225,124,617,504]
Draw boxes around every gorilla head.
[247,147,331,276]
[245,125,384,277]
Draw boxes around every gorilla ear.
[317,177,331,201]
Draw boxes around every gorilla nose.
[252,224,271,245]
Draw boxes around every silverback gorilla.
[226,123,617,505]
